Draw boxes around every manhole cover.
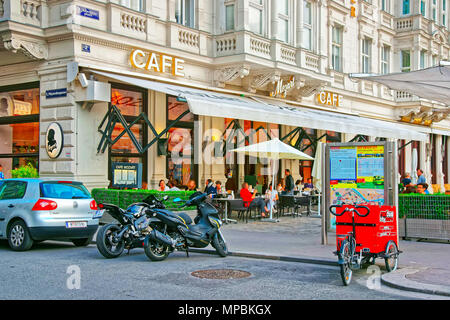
[191,269,251,279]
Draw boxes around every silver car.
[0,178,102,251]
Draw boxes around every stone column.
[147,90,167,189]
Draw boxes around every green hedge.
[91,188,197,211]
[399,194,450,220]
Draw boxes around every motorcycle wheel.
[144,239,169,261]
[212,232,228,257]
[96,224,125,259]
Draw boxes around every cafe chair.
[228,199,248,222]
[279,195,297,217]
[294,196,310,216]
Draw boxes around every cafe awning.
[92,70,428,142]
[350,64,450,106]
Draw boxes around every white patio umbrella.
[411,148,418,184]
[231,138,314,222]
[311,141,323,216]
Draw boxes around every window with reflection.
[0,85,39,179]
[166,96,196,187]
[109,85,147,188]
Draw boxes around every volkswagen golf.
[0,179,102,251]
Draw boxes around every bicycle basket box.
[335,205,398,254]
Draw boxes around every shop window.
[109,85,147,189]
[166,96,196,187]
[0,84,39,179]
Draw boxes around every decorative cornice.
[213,65,250,88]
[2,34,48,60]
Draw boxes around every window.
[278,0,290,43]
[401,50,411,72]
[402,0,410,15]
[381,0,390,12]
[332,26,343,72]
[0,181,27,200]
[432,55,439,66]
[175,0,196,28]
[166,96,196,187]
[109,85,147,189]
[302,1,312,50]
[120,0,144,12]
[0,83,39,179]
[421,0,426,16]
[225,3,235,31]
[420,50,427,69]
[381,45,390,74]
[249,0,263,35]
[433,0,437,21]
[40,181,90,199]
[361,38,371,73]
[443,0,447,26]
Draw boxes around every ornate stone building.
[0,0,448,191]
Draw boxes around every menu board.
[112,162,142,189]
[329,145,385,206]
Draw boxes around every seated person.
[215,180,223,194]
[294,179,303,191]
[401,173,412,187]
[204,179,217,198]
[303,178,314,190]
[401,185,417,194]
[187,179,197,191]
[240,182,269,218]
[167,180,180,191]
[264,183,279,212]
[416,183,430,195]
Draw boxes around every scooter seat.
[166,211,192,225]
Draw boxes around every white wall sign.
[46,122,64,159]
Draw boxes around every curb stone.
[381,267,450,297]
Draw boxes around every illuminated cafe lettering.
[316,91,343,108]
[130,49,185,77]
[270,76,295,98]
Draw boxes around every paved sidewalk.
[216,215,450,297]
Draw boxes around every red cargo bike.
[329,204,401,286]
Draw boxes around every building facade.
[0,0,449,192]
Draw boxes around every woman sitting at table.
[240,182,269,218]
[265,183,279,213]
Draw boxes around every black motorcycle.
[96,195,168,258]
[143,192,228,261]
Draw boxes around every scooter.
[143,192,228,261]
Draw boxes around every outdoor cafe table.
[212,197,237,224]
[293,193,321,216]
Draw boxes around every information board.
[112,162,142,189]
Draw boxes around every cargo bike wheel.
[339,239,353,286]
[384,240,399,272]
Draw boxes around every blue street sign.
[77,6,100,20]
[45,88,67,99]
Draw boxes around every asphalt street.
[0,240,443,300]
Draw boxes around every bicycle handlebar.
[329,204,370,218]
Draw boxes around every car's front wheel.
[8,220,34,251]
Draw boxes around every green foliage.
[11,164,39,178]
[399,194,450,220]
[91,188,197,211]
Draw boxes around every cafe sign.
[270,76,295,98]
[316,91,343,108]
[129,49,185,77]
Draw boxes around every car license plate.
[93,210,104,219]
[66,221,88,228]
